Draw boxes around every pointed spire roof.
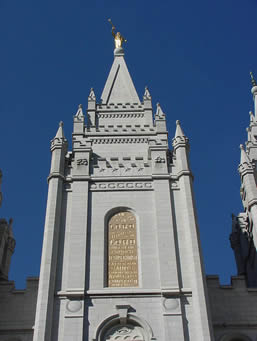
[143,86,151,100]
[55,121,65,139]
[156,103,165,118]
[101,52,140,105]
[75,104,84,119]
[51,121,67,150]
[174,120,185,138]
[88,88,96,101]
[239,144,251,165]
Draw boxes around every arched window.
[107,211,138,287]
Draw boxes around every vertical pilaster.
[33,122,67,341]
[172,120,214,341]
[153,179,180,289]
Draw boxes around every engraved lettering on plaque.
[108,211,138,287]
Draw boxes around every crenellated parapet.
[0,277,38,339]
[207,275,257,340]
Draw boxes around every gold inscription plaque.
[108,212,138,287]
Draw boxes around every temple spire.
[100,43,140,105]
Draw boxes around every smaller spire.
[250,71,257,87]
[143,86,151,100]
[88,88,96,101]
[55,121,65,139]
[75,104,84,118]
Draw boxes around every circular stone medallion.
[66,300,82,313]
[163,298,179,311]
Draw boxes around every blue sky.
[1,0,257,288]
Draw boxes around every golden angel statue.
[108,19,127,49]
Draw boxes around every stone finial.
[143,86,151,100]
[88,88,96,101]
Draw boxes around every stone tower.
[33,43,214,340]
[230,73,257,287]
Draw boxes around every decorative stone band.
[92,138,148,144]
[90,182,153,191]
[97,104,143,110]
[97,113,144,118]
